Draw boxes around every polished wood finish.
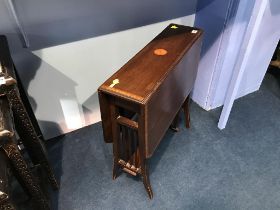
[98,24,203,198]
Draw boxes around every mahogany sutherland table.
[98,24,203,198]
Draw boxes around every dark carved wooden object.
[0,96,49,209]
[0,149,15,210]
[98,24,203,198]
[0,35,58,191]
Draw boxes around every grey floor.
[44,69,280,209]
[43,69,280,210]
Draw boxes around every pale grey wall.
[0,3,14,33]
[0,0,198,139]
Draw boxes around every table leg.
[141,159,153,199]
[110,104,121,180]
[183,95,191,128]
[138,110,153,199]
[170,110,180,132]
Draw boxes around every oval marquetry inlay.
[154,48,168,56]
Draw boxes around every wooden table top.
[99,24,203,104]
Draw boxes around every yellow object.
[109,79,120,88]
[171,25,178,29]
